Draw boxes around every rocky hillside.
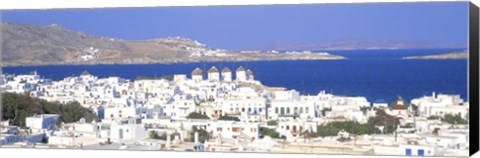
[1,23,345,66]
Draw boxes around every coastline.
[1,57,347,67]
[401,51,468,60]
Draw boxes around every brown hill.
[1,23,345,66]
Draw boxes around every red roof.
[392,105,406,110]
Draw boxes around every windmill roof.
[221,67,231,73]
[208,66,219,73]
[236,66,245,72]
[246,69,254,75]
[80,70,91,76]
[192,68,203,75]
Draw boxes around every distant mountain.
[1,23,345,66]
[247,40,465,51]
[402,51,468,60]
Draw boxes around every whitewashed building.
[25,114,60,130]
[207,121,259,141]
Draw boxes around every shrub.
[218,116,240,121]
[260,127,280,138]
[187,112,210,120]
[266,120,278,126]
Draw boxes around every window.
[275,107,279,114]
[286,108,290,114]
[418,149,425,156]
[405,149,412,156]
[306,107,309,113]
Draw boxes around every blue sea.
[2,48,468,104]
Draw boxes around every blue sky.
[2,2,469,50]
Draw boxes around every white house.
[269,100,317,120]
[110,122,146,142]
[207,121,259,141]
[104,106,141,120]
[173,74,187,83]
[274,90,300,101]
[373,99,389,108]
[411,92,468,118]
[25,114,60,130]
[399,144,438,156]
[63,118,100,133]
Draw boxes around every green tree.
[266,120,278,126]
[321,108,332,117]
[427,116,440,120]
[303,132,318,139]
[1,92,98,128]
[218,116,240,121]
[149,131,160,139]
[190,126,210,143]
[187,112,210,120]
[316,109,396,137]
[148,131,176,140]
[260,127,280,138]
[359,107,370,115]
[400,123,413,128]
[441,113,468,124]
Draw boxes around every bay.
[2,48,468,103]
